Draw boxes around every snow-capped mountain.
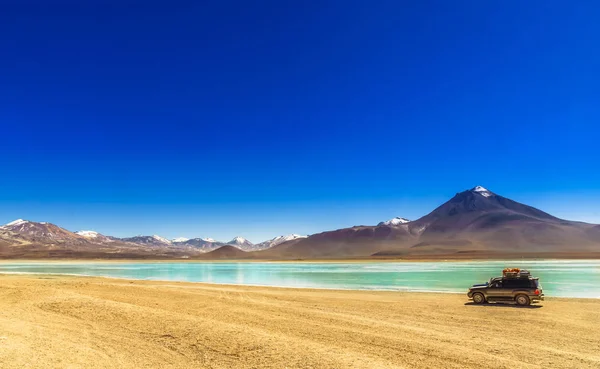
[171,237,218,245]
[2,219,29,228]
[169,237,225,252]
[253,234,307,250]
[76,230,100,238]
[378,217,411,226]
[226,236,254,250]
[120,235,173,246]
[172,237,190,243]
[471,185,494,198]
[260,185,600,259]
[75,230,114,243]
[173,235,295,252]
[1,219,87,242]
[152,235,171,244]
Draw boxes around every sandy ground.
[0,275,599,369]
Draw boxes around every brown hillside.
[198,245,250,259]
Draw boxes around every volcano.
[259,186,600,259]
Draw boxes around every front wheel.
[472,292,486,304]
[515,294,530,306]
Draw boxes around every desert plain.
[0,274,599,369]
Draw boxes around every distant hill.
[198,245,250,259]
[257,225,415,259]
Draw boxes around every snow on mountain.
[378,217,411,226]
[120,235,174,246]
[172,237,225,252]
[76,230,99,238]
[225,236,254,250]
[272,234,307,244]
[75,230,115,243]
[168,237,221,246]
[152,235,172,244]
[253,234,307,250]
[4,219,28,227]
[172,237,190,243]
[471,185,494,198]
[229,236,251,245]
[1,219,88,242]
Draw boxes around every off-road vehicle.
[467,268,544,306]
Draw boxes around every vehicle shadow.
[464,302,543,309]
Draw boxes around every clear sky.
[1,1,599,242]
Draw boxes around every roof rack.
[502,268,531,279]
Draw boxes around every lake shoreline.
[2,251,600,263]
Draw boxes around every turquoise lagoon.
[0,260,598,298]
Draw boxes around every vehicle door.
[486,279,509,300]
[507,278,533,297]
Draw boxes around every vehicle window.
[503,279,531,288]
[503,279,515,288]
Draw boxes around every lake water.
[0,260,598,298]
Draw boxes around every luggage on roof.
[503,268,519,278]
[502,268,530,279]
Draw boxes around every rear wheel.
[515,294,530,306]
[472,293,486,304]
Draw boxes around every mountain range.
[0,219,306,258]
[1,186,599,259]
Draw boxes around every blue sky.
[1,1,599,242]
